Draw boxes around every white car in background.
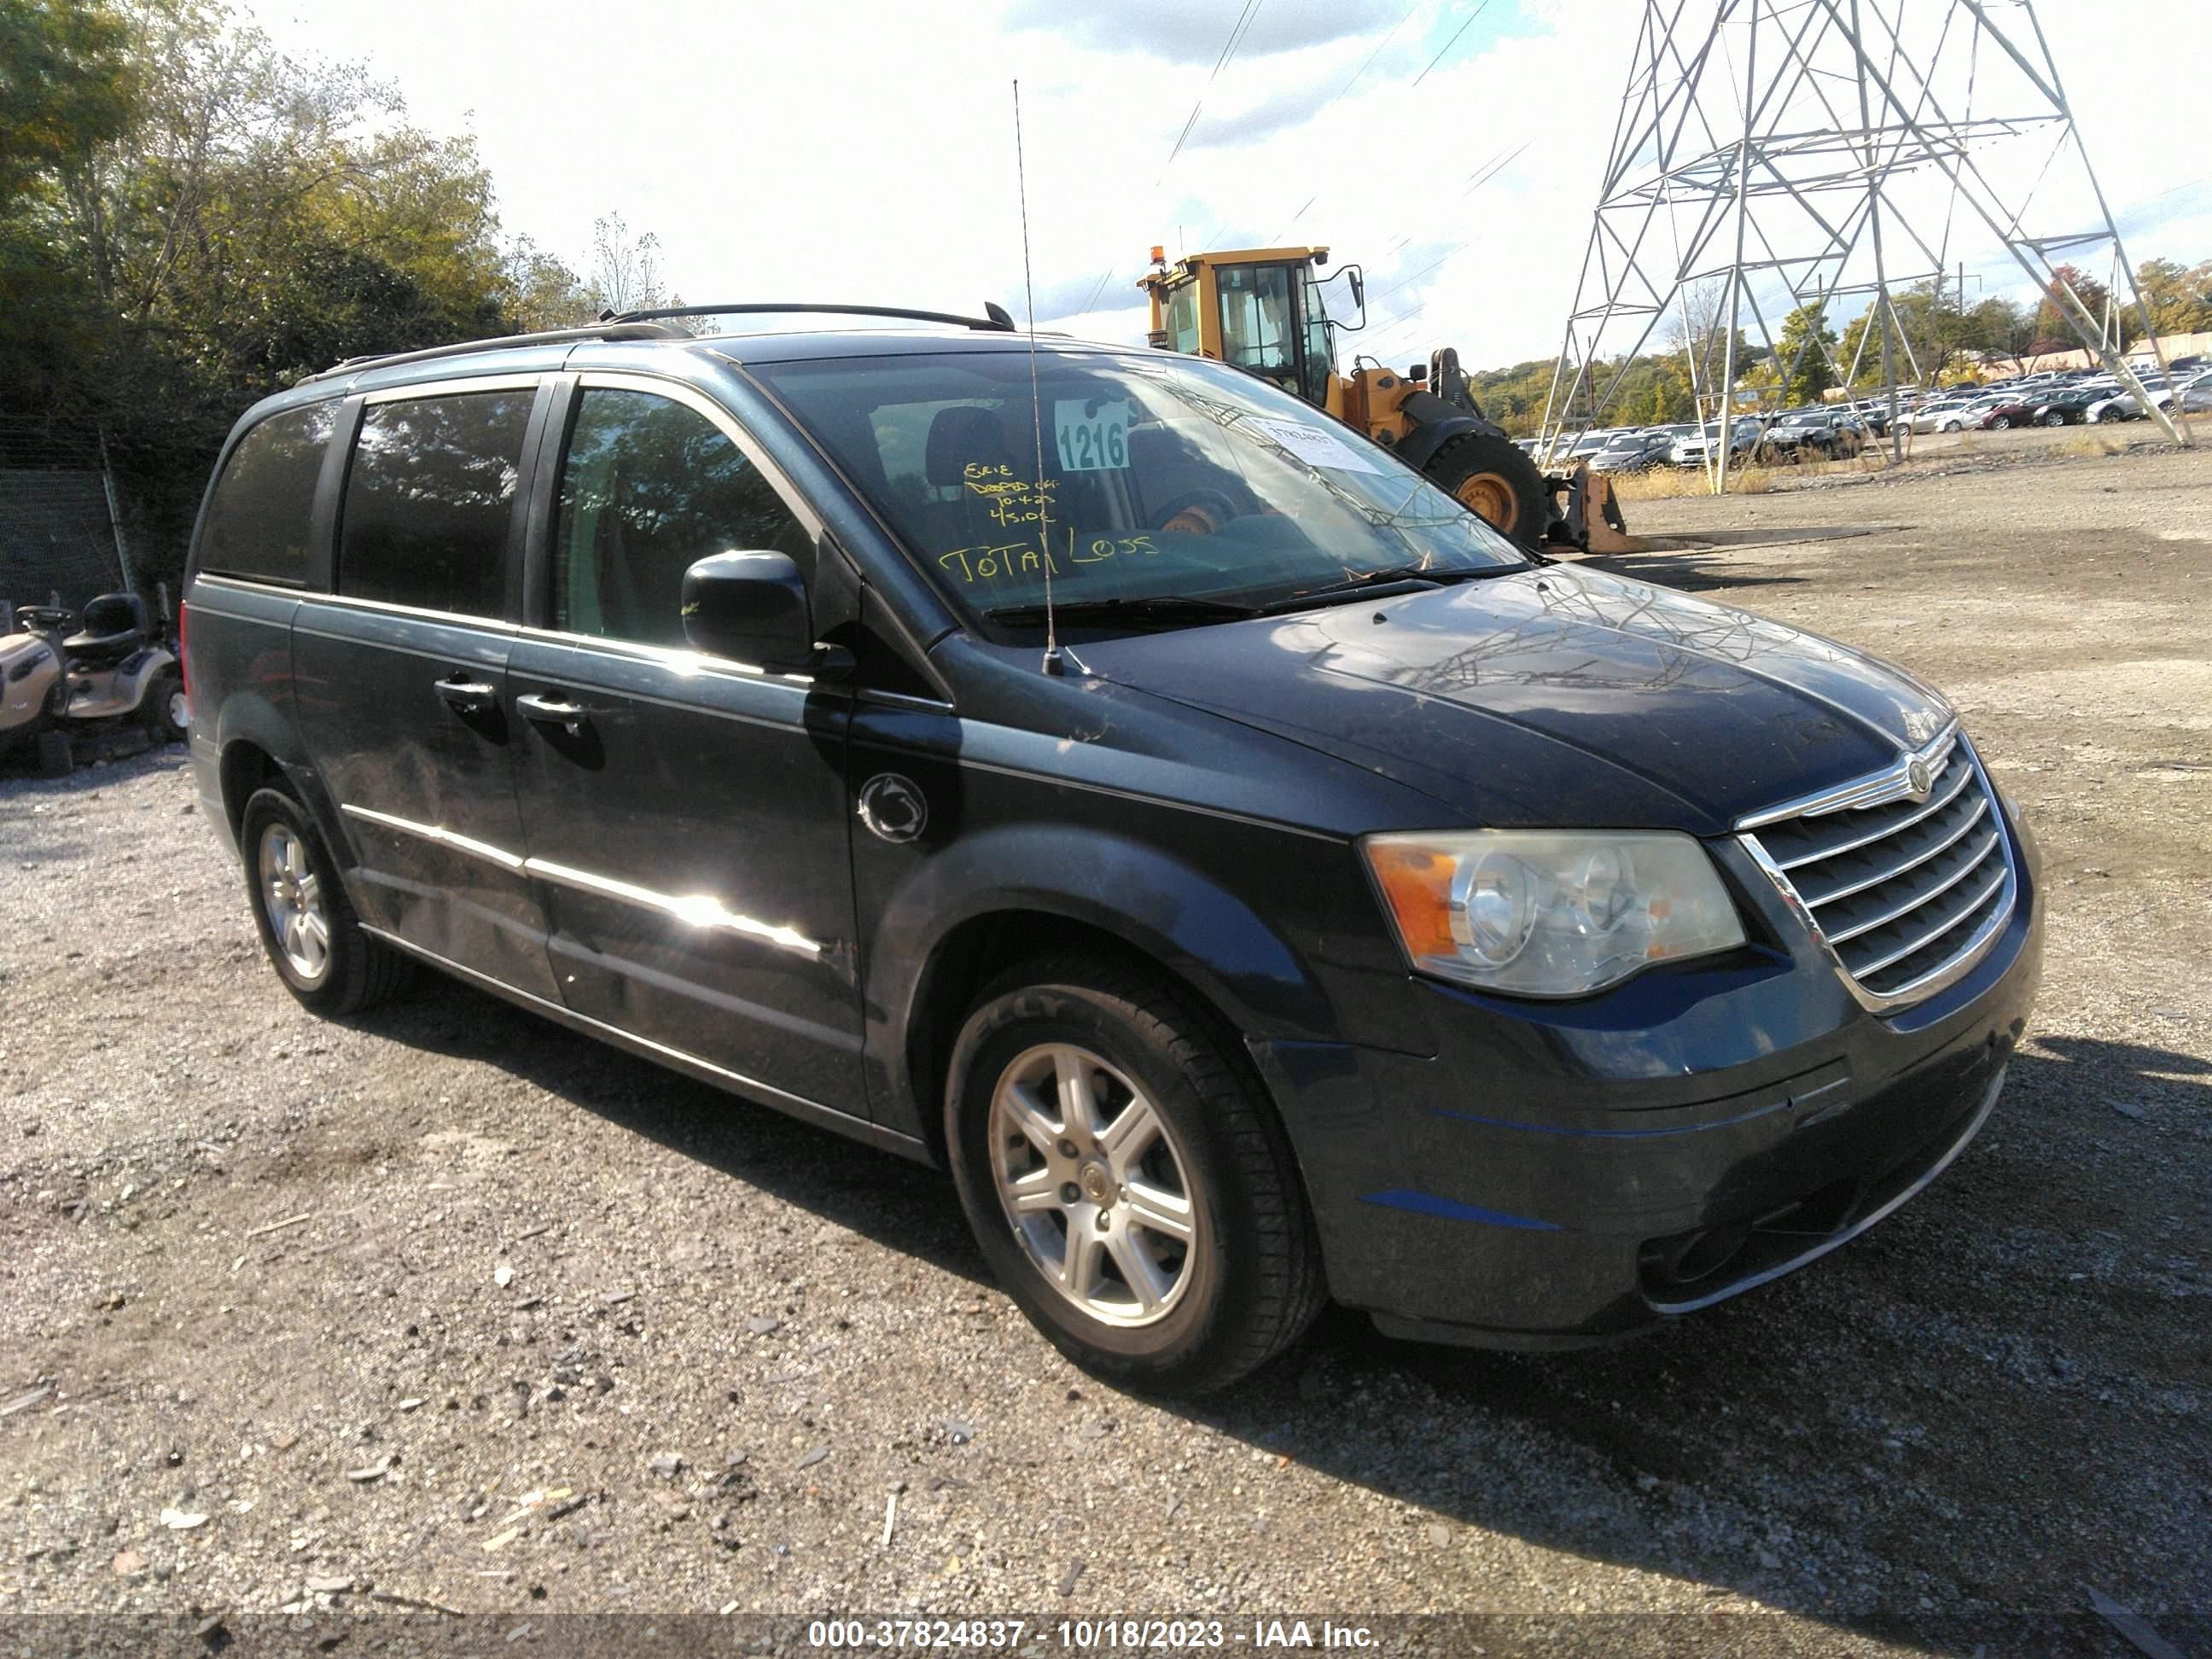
[1936,393,2014,432]
[1909,399,1975,433]
[2084,385,2160,422]
[1668,417,1768,466]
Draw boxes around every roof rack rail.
[300,321,691,384]
[601,301,1017,333]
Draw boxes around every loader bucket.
[1545,463,1643,554]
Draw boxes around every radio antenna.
[1012,79,1064,677]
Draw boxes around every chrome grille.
[1741,731,2016,1008]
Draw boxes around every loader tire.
[1425,434,1549,549]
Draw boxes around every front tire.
[1424,433,1549,548]
[1990,415,2012,429]
[34,729,72,777]
[239,786,412,1016]
[945,954,1324,1396]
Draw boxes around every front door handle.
[434,673,498,716]
[515,691,590,737]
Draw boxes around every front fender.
[860,821,1341,1144]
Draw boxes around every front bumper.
[1249,806,2043,1348]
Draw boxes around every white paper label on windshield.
[1054,399,1132,471]
[1245,417,1382,474]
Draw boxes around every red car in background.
[1974,398,2042,430]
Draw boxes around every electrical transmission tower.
[1544,0,2190,489]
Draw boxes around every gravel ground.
[2,434,2207,1654]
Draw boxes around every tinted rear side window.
[338,389,536,616]
[196,403,337,584]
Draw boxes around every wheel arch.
[875,832,1341,1166]
[218,739,285,840]
[213,703,346,866]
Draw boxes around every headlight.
[1363,830,1746,998]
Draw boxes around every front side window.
[1166,282,1200,354]
[553,387,810,650]
[751,349,1526,631]
[197,403,338,584]
[1298,267,1334,406]
[338,389,536,616]
[1216,264,1299,395]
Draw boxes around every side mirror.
[681,550,820,673]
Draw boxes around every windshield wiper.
[1259,562,1522,614]
[982,595,1260,630]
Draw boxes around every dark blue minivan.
[182,311,2040,1394]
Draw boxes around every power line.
[1208,0,1265,82]
[1318,0,1423,116]
[1266,195,1317,245]
[1160,0,1271,183]
[1410,0,1494,90]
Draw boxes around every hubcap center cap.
[1077,1161,1115,1208]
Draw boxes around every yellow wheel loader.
[1138,245,1629,551]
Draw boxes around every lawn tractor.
[1138,244,1630,551]
[1,595,187,776]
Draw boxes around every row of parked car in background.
[1524,406,1877,473]
[1903,358,2211,432]
[1528,355,2209,471]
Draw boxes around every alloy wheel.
[987,1042,1199,1328]
[259,822,330,984]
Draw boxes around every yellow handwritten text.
[1070,534,1160,566]
[938,543,1062,585]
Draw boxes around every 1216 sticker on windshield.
[1245,416,1381,474]
[1055,399,1132,471]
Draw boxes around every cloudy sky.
[260,0,2212,370]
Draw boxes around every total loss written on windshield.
[750,349,1526,624]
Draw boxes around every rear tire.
[1423,433,1549,547]
[944,952,1325,1396]
[34,729,72,777]
[239,786,412,1016]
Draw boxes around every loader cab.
[1141,247,1351,414]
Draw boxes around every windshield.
[751,349,1527,627]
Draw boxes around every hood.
[1074,564,1953,835]
[0,632,54,667]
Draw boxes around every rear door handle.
[434,673,498,716]
[515,691,589,737]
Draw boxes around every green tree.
[1,0,632,583]
[0,0,137,208]
[0,0,139,437]
[1773,301,1837,404]
[2133,256,2212,341]
[2029,262,2110,354]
